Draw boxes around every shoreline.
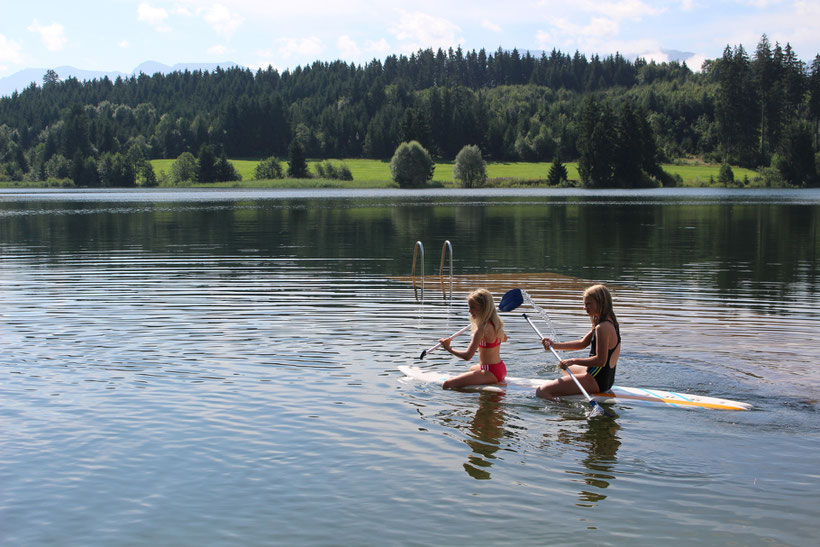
[0,159,769,190]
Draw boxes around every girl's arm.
[440,326,482,361]
[542,329,594,352]
[558,324,615,369]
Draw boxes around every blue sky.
[1,0,819,78]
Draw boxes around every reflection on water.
[463,392,508,480]
[558,417,622,507]
[1,188,818,545]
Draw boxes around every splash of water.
[520,289,560,345]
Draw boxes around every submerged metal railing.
[412,240,454,302]
[411,241,424,301]
[440,240,453,299]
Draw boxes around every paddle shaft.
[522,313,607,412]
[420,324,471,359]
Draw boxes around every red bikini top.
[478,320,501,348]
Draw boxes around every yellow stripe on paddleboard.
[595,392,751,411]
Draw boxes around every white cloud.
[635,48,668,64]
[27,20,67,52]
[390,11,463,52]
[337,35,360,59]
[591,0,664,20]
[585,16,620,38]
[545,14,676,61]
[276,36,324,59]
[208,44,227,55]
[591,36,665,59]
[537,0,664,20]
[202,4,244,39]
[795,0,820,24]
[174,5,194,17]
[119,40,130,49]
[536,0,669,55]
[138,3,171,32]
[687,53,708,71]
[249,48,279,71]
[536,30,552,49]
[550,16,620,43]
[741,0,786,7]
[482,19,502,33]
[364,38,392,57]
[0,34,25,66]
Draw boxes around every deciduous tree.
[453,144,487,188]
[390,141,434,187]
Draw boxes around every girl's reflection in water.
[463,392,508,480]
[557,415,621,506]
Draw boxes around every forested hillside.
[1,35,818,187]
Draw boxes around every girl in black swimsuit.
[535,284,621,400]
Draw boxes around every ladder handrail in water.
[412,241,424,301]
[412,240,455,302]
[440,240,453,299]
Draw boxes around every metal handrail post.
[412,241,424,301]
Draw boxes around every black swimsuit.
[587,321,620,392]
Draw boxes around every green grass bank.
[0,159,761,189]
[148,158,760,189]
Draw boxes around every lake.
[1,187,818,545]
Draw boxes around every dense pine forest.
[1,35,818,187]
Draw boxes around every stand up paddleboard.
[398,365,752,411]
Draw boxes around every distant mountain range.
[0,61,240,98]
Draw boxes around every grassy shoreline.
[2,158,764,189]
[152,158,762,189]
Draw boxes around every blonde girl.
[439,289,508,389]
[536,284,621,399]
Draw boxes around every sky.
[1,0,819,79]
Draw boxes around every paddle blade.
[589,400,614,418]
[499,288,524,312]
[419,349,427,360]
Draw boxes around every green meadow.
[148,158,758,188]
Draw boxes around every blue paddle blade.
[499,288,523,312]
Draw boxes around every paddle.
[418,288,524,360]
[522,312,613,418]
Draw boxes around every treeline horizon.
[1,35,819,187]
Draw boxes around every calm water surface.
[1,188,818,545]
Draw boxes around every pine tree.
[718,162,734,185]
[578,97,617,187]
[287,139,309,178]
[198,144,217,183]
[754,35,778,159]
[547,155,568,185]
[809,55,820,149]
[613,102,644,186]
[716,45,760,166]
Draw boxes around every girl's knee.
[535,385,553,399]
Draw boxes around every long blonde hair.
[468,289,507,342]
[584,284,619,333]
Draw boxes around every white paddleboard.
[398,365,752,411]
